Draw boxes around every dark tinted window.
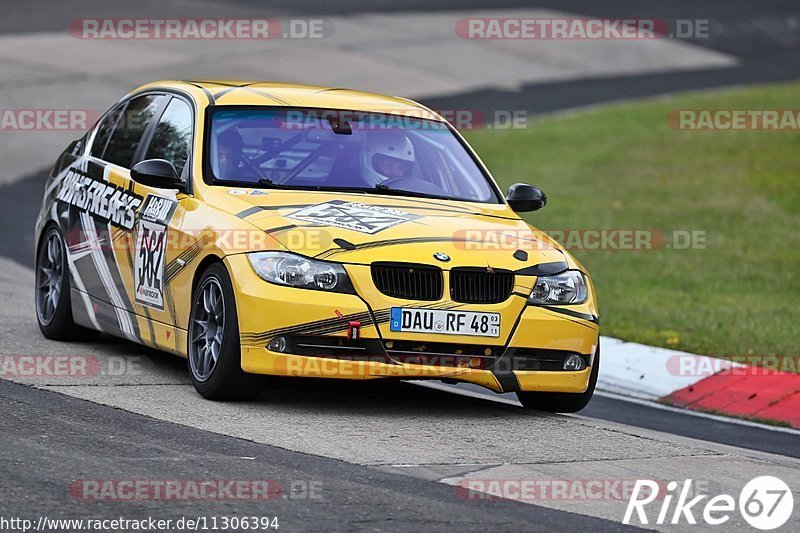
[144,98,193,176]
[90,104,124,159]
[103,94,164,168]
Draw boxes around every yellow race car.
[35,81,599,411]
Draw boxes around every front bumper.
[227,254,599,394]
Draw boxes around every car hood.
[212,189,566,270]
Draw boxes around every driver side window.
[102,94,165,168]
[144,97,193,178]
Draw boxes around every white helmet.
[362,133,415,184]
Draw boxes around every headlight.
[528,270,588,305]
[247,252,354,293]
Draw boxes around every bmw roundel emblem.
[433,252,450,262]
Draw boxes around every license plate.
[389,308,500,337]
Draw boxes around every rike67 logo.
[624,476,794,530]
[134,195,178,310]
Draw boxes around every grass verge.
[465,81,800,361]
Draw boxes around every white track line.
[411,380,800,435]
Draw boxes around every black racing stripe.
[241,302,462,344]
[243,313,390,343]
[165,238,208,283]
[95,303,123,332]
[242,310,379,343]
[117,228,152,342]
[242,86,293,105]
[164,285,181,352]
[314,236,467,260]
[105,229,136,315]
[212,86,240,101]
[165,238,206,282]
[187,80,246,88]
[236,204,347,219]
[265,224,301,235]
[491,370,521,393]
[244,302,463,344]
[86,159,106,181]
[541,306,599,325]
[236,206,268,219]
[184,82,215,104]
[315,232,551,260]
[515,261,569,276]
[260,223,330,236]
[552,314,598,331]
[333,238,356,251]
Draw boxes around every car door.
[59,94,166,343]
[124,95,195,353]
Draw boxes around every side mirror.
[506,183,546,212]
[131,159,182,190]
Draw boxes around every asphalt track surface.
[1,379,635,532]
[2,1,800,531]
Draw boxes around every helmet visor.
[372,153,414,178]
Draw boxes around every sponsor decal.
[134,195,179,310]
[250,189,268,196]
[287,200,419,234]
[227,189,248,195]
[56,162,143,230]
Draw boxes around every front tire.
[517,347,599,413]
[188,262,260,400]
[35,225,99,341]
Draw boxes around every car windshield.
[207,107,500,203]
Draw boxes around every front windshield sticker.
[287,200,420,234]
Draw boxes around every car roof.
[130,80,444,122]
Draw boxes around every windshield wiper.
[215,178,463,201]
[257,178,292,189]
[369,183,454,200]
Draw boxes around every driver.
[216,128,243,180]
[362,133,415,184]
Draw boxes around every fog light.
[563,354,586,371]
[268,336,288,353]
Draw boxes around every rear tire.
[188,262,260,400]
[35,225,99,342]
[517,347,599,413]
